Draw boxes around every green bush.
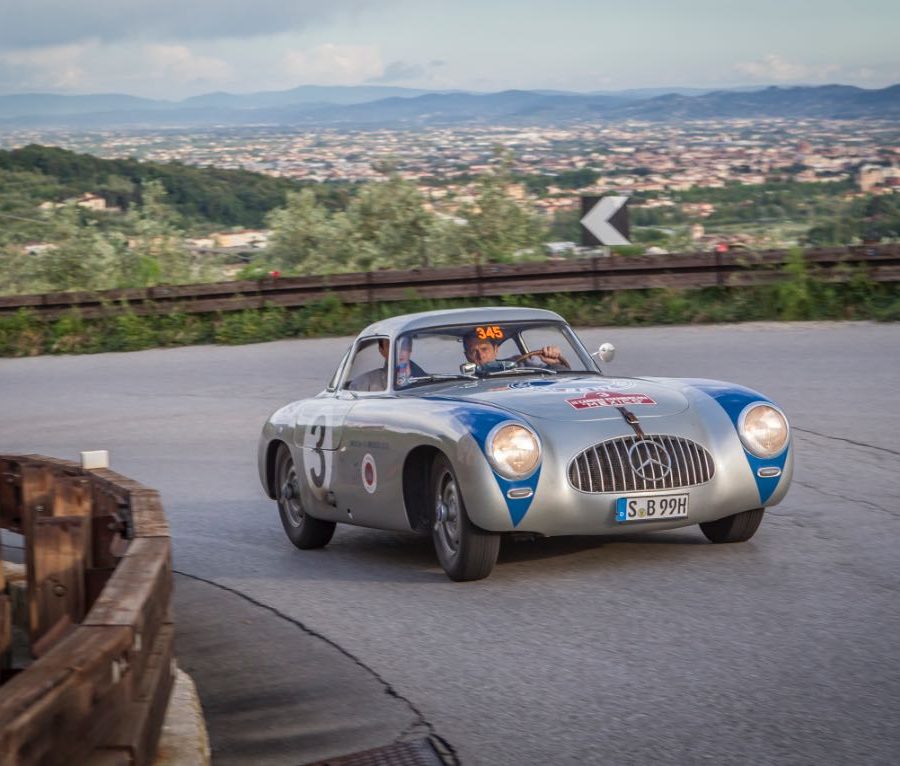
[107,306,159,351]
[0,309,46,356]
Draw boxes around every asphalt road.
[2,321,899,765]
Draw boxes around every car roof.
[357,306,567,340]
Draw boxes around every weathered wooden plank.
[21,454,81,474]
[88,467,149,496]
[52,474,93,518]
[0,594,10,663]
[28,516,89,649]
[149,280,257,299]
[0,625,133,766]
[31,614,76,658]
[91,483,129,570]
[83,537,171,693]
[129,491,170,538]
[101,625,175,766]
[20,462,54,536]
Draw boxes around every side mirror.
[460,362,477,375]
[592,342,615,364]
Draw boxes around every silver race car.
[258,307,792,581]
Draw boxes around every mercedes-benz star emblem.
[627,440,672,481]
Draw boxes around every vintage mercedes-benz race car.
[258,307,792,581]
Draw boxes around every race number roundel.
[361,453,378,494]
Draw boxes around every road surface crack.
[794,480,899,519]
[172,568,460,765]
[793,427,900,457]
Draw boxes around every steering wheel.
[512,349,571,369]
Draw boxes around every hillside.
[1,84,898,128]
[0,144,314,228]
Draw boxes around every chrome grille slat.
[568,435,715,493]
[691,444,700,484]
[601,441,614,493]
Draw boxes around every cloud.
[284,44,384,86]
[0,0,370,49]
[144,45,232,85]
[367,58,450,84]
[0,42,90,91]
[0,40,231,97]
[367,60,424,83]
[734,54,838,83]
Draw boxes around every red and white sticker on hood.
[566,391,657,410]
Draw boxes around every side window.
[327,348,352,392]
[343,338,389,392]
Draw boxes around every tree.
[21,204,123,292]
[343,176,439,270]
[266,189,353,274]
[458,174,547,263]
[121,181,203,286]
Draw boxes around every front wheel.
[275,445,336,550]
[700,508,764,543]
[431,454,500,581]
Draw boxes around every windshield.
[394,321,597,390]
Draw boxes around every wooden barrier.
[0,455,173,766]
[0,243,898,321]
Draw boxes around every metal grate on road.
[305,737,454,766]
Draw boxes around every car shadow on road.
[293,525,713,583]
[497,528,708,564]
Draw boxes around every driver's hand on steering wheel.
[536,345,562,364]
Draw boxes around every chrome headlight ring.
[486,421,542,480]
[737,402,790,459]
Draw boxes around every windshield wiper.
[484,366,556,377]
[404,373,477,385]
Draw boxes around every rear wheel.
[700,508,764,543]
[275,445,335,549]
[431,454,500,581]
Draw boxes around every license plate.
[616,493,689,523]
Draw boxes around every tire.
[275,445,336,550]
[700,508,765,544]
[431,454,500,581]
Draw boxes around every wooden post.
[0,459,21,529]
[28,516,89,651]
[20,462,54,535]
[1,530,10,667]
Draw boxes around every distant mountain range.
[1,84,897,128]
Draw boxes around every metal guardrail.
[0,455,172,766]
[0,244,898,321]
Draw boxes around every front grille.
[568,435,715,493]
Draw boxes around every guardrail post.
[28,515,88,652]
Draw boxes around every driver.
[462,331,565,367]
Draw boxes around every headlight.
[738,403,789,458]
[487,423,541,479]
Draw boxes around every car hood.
[428,375,690,421]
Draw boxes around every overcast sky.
[0,0,897,99]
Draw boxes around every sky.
[0,0,898,99]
